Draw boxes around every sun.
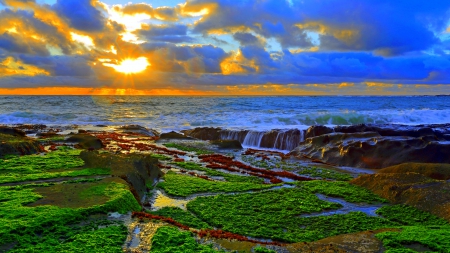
[103,57,150,74]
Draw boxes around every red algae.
[131,212,284,246]
[199,154,313,183]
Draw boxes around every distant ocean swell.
[1,109,450,131]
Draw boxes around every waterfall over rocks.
[183,127,305,151]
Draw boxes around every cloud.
[1,0,450,95]
[120,3,179,21]
[136,24,194,43]
[53,0,106,32]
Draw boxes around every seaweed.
[241,155,353,181]
[0,180,140,251]
[254,246,277,253]
[174,162,264,183]
[0,148,84,174]
[164,143,214,155]
[151,226,223,253]
[148,207,213,230]
[376,205,449,226]
[157,171,274,197]
[0,168,110,184]
[376,226,450,252]
[296,180,387,204]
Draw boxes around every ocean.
[1,95,450,132]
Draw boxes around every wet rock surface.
[80,151,162,202]
[0,127,42,157]
[351,173,450,221]
[184,127,303,150]
[290,124,450,168]
[67,133,104,150]
[210,139,243,149]
[160,131,193,139]
[116,125,160,137]
[379,163,450,180]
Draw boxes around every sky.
[1,0,450,95]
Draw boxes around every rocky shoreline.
[1,123,450,252]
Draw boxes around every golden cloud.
[0,57,50,76]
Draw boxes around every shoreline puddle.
[300,193,385,218]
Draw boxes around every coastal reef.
[1,124,450,252]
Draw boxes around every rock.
[305,125,333,139]
[66,134,104,150]
[182,127,222,140]
[290,132,450,169]
[79,151,162,202]
[351,173,450,221]
[116,125,159,137]
[29,177,130,209]
[159,131,192,139]
[379,163,450,180]
[36,131,59,138]
[0,129,42,157]
[0,126,26,137]
[185,128,303,151]
[287,229,393,253]
[210,140,243,149]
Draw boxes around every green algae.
[173,162,264,183]
[164,143,214,155]
[376,205,449,226]
[241,155,352,181]
[0,168,110,184]
[150,154,172,161]
[254,246,277,253]
[0,180,140,251]
[296,180,387,204]
[376,226,450,253]
[157,171,274,197]
[295,166,353,181]
[185,180,449,243]
[0,148,84,174]
[37,136,66,142]
[151,226,224,253]
[0,148,110,184]
[149,207,213,230]
[8,221,128,253]
[186,187,365,242]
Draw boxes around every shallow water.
[300,194,385,218]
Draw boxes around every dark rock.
[66,134,104,150]
[290,132,450,168]
[79,151,162,202]
[210,140,243,149]
[116,125,159,137]
[36,131,59,138]
[78,129,87,134]
[182,127,222,140]
[305,125,333,139]
[333,124,448,139]
[219,129,250,142]
[0,126,26,137]
[351,173,450,221]
[185,128,303,151]
[160,131,192,139]
[0,132,42,157]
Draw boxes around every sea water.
[1,95,449,132]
